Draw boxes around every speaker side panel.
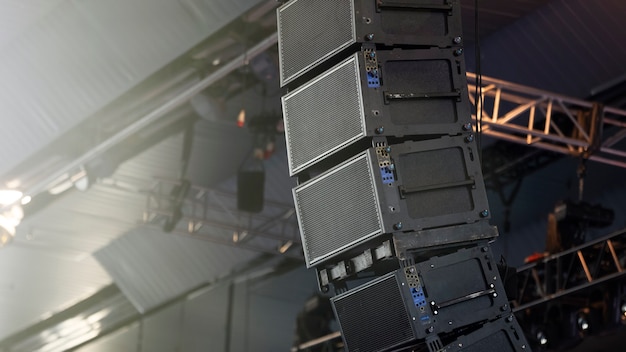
[442,316,530,352]
[392,135,490,230]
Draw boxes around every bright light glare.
[0,204,23,238]
[86,309,111,324]
[577,316,589,331]
[536,331,548,345]
[0,192,24,246]
[0,230,11,245]
[0,190,23,206]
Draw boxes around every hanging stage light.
[576,311,590,332]
[536,330,548,346]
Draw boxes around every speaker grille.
[283,55,365,176]
[400,147,474,219]
[384,58,459,125]
[446,317,527,352]
[278,0,355,86]
[294,153,382,267]
[380,3,448,37]
[461,330,513,352]
[332,273,415,352]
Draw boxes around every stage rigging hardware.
[278,1,531,351]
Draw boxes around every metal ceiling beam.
[143,178,301,257]
[18,32,279,202]
[513,227,626,312]
[0,254,301,352]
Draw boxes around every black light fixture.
[576,310,590,333]
[162,180,190,233]
[535,330,548,346]
[237,155,265,213]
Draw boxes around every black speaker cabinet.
[237,169,265,213]
[277,0,463,86]
[331,245,512,352]
[441,316,530,352]
[293,135,490,268]
[316,222,498,291]
[282,48,472,176]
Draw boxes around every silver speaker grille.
[294,153,383,267]
[278,0,355,86]
[282,54,366,176]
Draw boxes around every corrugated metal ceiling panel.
[0,131,185,340]
[0,248,110,340]
[0,0,65,50]
[94,226,259,313]
[0,0,263,177]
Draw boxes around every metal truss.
[467,73,626,169]
[290,331,342,352]
[143,178,302,257]
[513,228,626,311]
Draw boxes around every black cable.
[474,0,483,164]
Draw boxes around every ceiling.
[0,0,625,351]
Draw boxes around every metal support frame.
[143,178,301,257]
[513,228,626,312]
[290,331,342,352]
[467,72,626,169]
[17,32,279,202]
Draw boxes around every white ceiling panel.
[0,0,263,177]
[0,247,110,340]
[0,0,66,50]
[94,226,260,313]
[0,130,186,340]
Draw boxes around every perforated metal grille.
[332,273,415,352]
[278,0,355,85]
[462,330,512,352]
[294,153,382,267]
[282,55,365,175]
[380,4,448,36]
[400,147,474,219]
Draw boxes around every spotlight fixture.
[233,230,248,243]
[237,109,246,128]
[576,311,590,332]
[536,330,548,346]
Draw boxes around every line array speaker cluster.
[277,1,531,351]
